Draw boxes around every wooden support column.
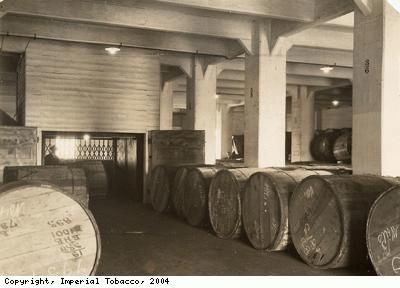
[216,103,232,159]
[353,0,400,176]
[244,21,288,167]
[186,56,217,164]
[291,86,315,162]
[159,81,173,130]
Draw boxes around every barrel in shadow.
[0,181,101,275]
[70,161,109,199]
[3,165,88,206]
[208,168,259,239]
[367,186,400,276]
[150,165,179,213]
[171,166,190,217]
[183,166,222,227]
[242,168,332,251]
[310,130,342,163]
[289,175,398,269]
[333,132,352,163]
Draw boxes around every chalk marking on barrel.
[377,224,399,257]
[304,186,314,199]
[392,257,400,274]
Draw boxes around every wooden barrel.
[150,165,178,213]
[171,166,190,217]
[310,130,342,163]
[242,168,332,251]
[0,181,101,275]
[183,166,222,227]
[289,175,398,269]
[333,132,352,162]
[367,186,400,275]
[208,168,259,239]
[3,165,88,206]
[70,161,108,198]
[171,164,211,217]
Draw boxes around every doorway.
[42,131,145,202]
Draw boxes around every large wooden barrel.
[171,166,190,217]
[310,130,342,163]
[208,168,259,239]
[3,165,88,206]
[150,165,178,213]
[289,175,398,269]
[367,186,400,275]
[0,181,101,275]
[333,132,352,162]
[171,164,212,217]
[183,166,222,227]
[70,161,108,199]
[242,168,332,251]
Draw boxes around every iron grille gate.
[43,137,114,161]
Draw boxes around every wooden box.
[149,130,205,169]
[0,126,37,184]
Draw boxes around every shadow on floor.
[90,198,374,276]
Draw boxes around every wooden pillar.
[291,86,315,162]
[244,21,287,168]
[353,0,400,176]
[159,81,173,130]
[186,56,217,164]
[217,103,232,159]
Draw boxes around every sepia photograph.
[0,0,399,285]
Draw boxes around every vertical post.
[186,55,217,164]
[159,81,173,130]
[353,0,400,176]
[244,21,287,167]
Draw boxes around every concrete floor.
[90,199,373,276]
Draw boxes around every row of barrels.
[150,164,400,275]
[0,161,107,275]
[3,160,109,205]
[310,129,352,163]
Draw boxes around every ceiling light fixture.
[320,63,337,74]
[105,42,122,55]
[332,100,340,107]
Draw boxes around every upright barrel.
[71,161,108,199]
[289,175,398,269]
[183,166,221,227]
[150,165,177,213]
[3,165,88,206]
[242,168,332,251]
[0,181,101,275]
[208,168,259,239]
[333,132,352,162]
[367,186,400,276]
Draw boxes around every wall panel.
[25,40,160,133]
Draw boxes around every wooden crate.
[149,130,205,169]
[0,126,37,184]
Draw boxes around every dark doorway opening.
[42,131,145,202]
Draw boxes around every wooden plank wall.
[0,126,37,184]
[24,40,160,133]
